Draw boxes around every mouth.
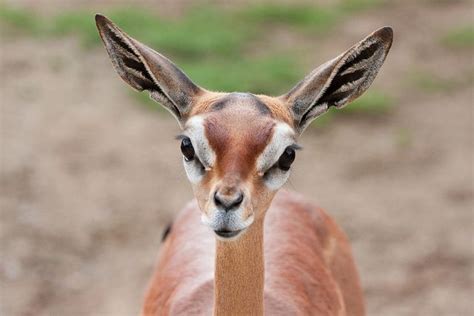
[214,229,243,238]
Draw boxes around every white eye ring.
[182,115,216,170]
[183,157,205,184]
[263,166,291,191]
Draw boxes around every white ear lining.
[283,27,393,133]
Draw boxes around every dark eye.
[278,147,296,171]
[180,137,195,161]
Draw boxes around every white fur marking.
[182,116,216,183]
[256,122,296,190]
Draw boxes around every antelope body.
[96,14,393,316]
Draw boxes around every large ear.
[281,27,393,133]
[95,14,203,124]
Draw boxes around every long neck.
[213,218,265,316]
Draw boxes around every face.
[178,93,299,240]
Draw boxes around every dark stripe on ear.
[122,56,154,82]
[339,42,379,73]
[299,89,353,126]
[322,69,366,97]
[129,74,155,90]
[96,14,204,122]
[108,28,140,58]
[318,90,353,106]
[161,223,172,242]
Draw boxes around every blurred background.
[1,0,472,315]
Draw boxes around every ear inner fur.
[283,26,393,132]
[95,14,202,122]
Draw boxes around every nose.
[214,188,244,212]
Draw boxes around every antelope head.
[96,15,393,240]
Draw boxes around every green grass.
[239,4,338,33]
[0,5,40,34]
[441,25,474,49]
[239,1,385,32]
[409,70,456,92]
[183,55,301,95]
[0,6,257,56]
[0,3,380,51]
[47,7,254,56]
[48,11,102,46]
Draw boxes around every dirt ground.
[1,1,473,315]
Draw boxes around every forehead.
[184,92,295,165]
[204,93,276,157]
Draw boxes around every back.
[142,190,364,315]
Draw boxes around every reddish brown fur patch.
[204,102,275,179]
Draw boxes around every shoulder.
[268,189,346,241]
[264,190,349,315]
[264,190,365,316]
[142,199,215,314]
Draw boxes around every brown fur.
[142,92,365,316]
[205,105,275,178]
[214,218,265,315]
[140,92,366,315]
[142,190,364,315]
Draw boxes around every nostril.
[214,191,244,212]
[233,192,244,207]
[214,191,223,208]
